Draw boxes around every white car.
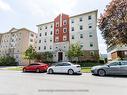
[47,62,81,75]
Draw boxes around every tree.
[98,0,127,47]
[35,52,53,63]
[67,43,83,63]
[24,46,37,64]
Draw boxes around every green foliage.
[24,46,37,64]
[0,56,17,66]
[67,43,84,62]
[35,52,53,63]
[98,0,127,46]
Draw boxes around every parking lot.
[0,70,127,95]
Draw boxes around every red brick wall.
[54,14,69,43]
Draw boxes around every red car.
[23,62,48,73]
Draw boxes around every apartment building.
[0,28,37,65]
[107,45,127,60]
[37,10,99,62]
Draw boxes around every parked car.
[23,62,48,73]
[47,62,81,75]
[91,61,127,76]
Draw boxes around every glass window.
[72,35,74,39]
[63,28,67,33]
[56,22,59,27]
[79,17,83,22]
[71,27,74,31]
[89,35,93,37]
[56,29,59,34]
[45,26,47,29]
[109,62,120,66]
[89,26,92,28]
[80,34,83,38]
[80,26,83,30]
[88,16,92,20]
[121,62,127,65]
[63,35,67,41]
[45,32,47,36]
[50,31,52,35]
[44,39,46,43]
[71,19,74,23]
[90,43,93,47]
[63,20,67,25]
[39,40,41,43]
[39,33,41,37]
[44,46,46,50]
[55,37,59,42]
[38,47,41,50]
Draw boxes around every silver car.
[91,61,127,76]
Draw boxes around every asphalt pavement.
[0,70,127,95]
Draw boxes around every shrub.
[0,56,18,66]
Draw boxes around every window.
[56,29,59,34]
[50,31,52,35]
[90,51,94,56]
[44,46,46,50]
[90,43,93,47]
[63,20,67,25]
[39,40,41,43]
[63,28,67,33]
[45,32,47,36]
[31,34,34,37]
[39,33,41,37]
[50,46,52,50]
[72,35,74,39]
[45,26,47,29]
[121,62,127,66]
[80,34,83,38]
[55,37,59,42]
[40,27,42,30]
[89,35,93,37]
[64,46,66,48]
[89,25,92,28]
[80,45,83,48]
[51,25,53,28]
[63,35,67,41]
[109,62,120,66]
[79,17,83,22]
[88,15,92,20]
[50,38,52,42]
[44,39,46,43]
[71,19,74,23]
[30,39,33,42]
[56,22,59,27]
[38,47,41,50]
[80,26,83,30]
[71,27,74,31]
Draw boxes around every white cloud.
[0,0,12,11]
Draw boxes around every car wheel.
[23,68,26,72]
[68,69,74,75]
[98,69,106,76]
[36,68,40,73]
[48,69,53,74]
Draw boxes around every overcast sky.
[0,0,111,54]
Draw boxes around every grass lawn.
[7,66,23,71]
[81,67,91,73]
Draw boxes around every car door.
[26,64,35,71]
[119,62,127,75]
[61,63,71,73]
[107,62,121,75]
[53,63,64,73]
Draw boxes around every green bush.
[71,61,103,67]
[0,56,18,66]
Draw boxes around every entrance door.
[58,52,63,62]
